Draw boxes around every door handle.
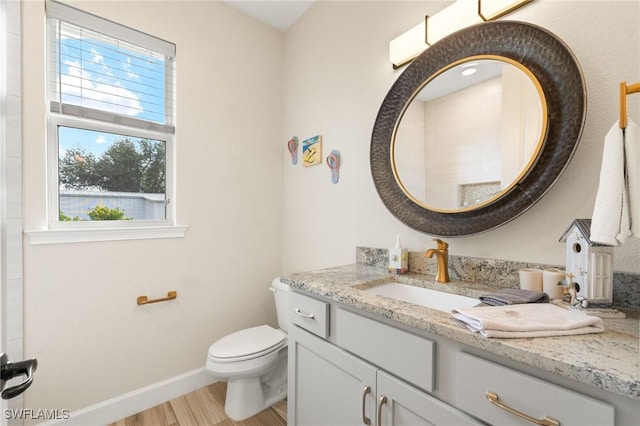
[0,353,38,400]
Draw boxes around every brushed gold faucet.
[424,239,450,283]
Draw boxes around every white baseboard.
[39,367,216,426]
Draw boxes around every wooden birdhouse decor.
[559,219,614,305]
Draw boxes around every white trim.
[26,225,187,245]
[48,113,172,141]
[50,103,175,134]
[45,6,177,233]
[46,115,177,229]
[2,0,25,421]
[45,0,175,58]
[38,367,216,426]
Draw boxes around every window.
[45,0,177,234]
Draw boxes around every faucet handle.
[433,238,448,250]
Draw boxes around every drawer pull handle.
[377,395,387,426]
[361,385,371,425]
[485,391,560,426]
[294,308,315,319]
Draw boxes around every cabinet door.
[288,325,377,426]
[336,308,435,392]
[455,352,614,426]
[377,371,482,426]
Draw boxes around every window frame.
[46,114,175,230]
[34,0,185,243]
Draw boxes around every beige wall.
[22,0,284,412]
[282,0,640,273]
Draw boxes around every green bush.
[60,206,131,221]
[87,205,131,221]
[59,212,81,221]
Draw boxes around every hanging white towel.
[591,119,639,245]
[626,120,639,237]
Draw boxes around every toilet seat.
[208,325,286,363]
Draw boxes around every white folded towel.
[451,304,604,338]
[591,119,639,245]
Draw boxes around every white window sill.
[25,225,188,245]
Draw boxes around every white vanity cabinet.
[288,325,377,425]
[288,290,622,426]
[289,291,375,425]
[288,291,480,426]
[288,325,480,426]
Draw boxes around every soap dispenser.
[388,236,408,274]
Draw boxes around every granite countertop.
[282,264,640,401]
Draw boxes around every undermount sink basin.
[362,282,478,312]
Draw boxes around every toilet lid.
[208,325,286,361]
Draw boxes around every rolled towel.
[479,288,549,306]
[451,304,604,338]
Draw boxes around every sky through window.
[54,21,169,158]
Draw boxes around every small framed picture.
[302,135,322,167]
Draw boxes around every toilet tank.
[271,277,290,333]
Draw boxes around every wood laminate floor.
[109,382,287,426]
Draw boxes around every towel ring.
[620,81,640,129]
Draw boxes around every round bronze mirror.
[371,21,586,236]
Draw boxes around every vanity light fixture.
[389,0,534,69]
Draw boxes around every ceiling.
[224,1,315,32]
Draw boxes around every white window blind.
[46,0,175,134]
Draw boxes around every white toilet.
[206,277,290,421]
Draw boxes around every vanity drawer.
[289,291,329,339]
[335,308,434,392]
[455,352,614,426]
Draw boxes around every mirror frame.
[371,21,586,236]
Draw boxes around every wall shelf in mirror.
[371,21,586,236]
